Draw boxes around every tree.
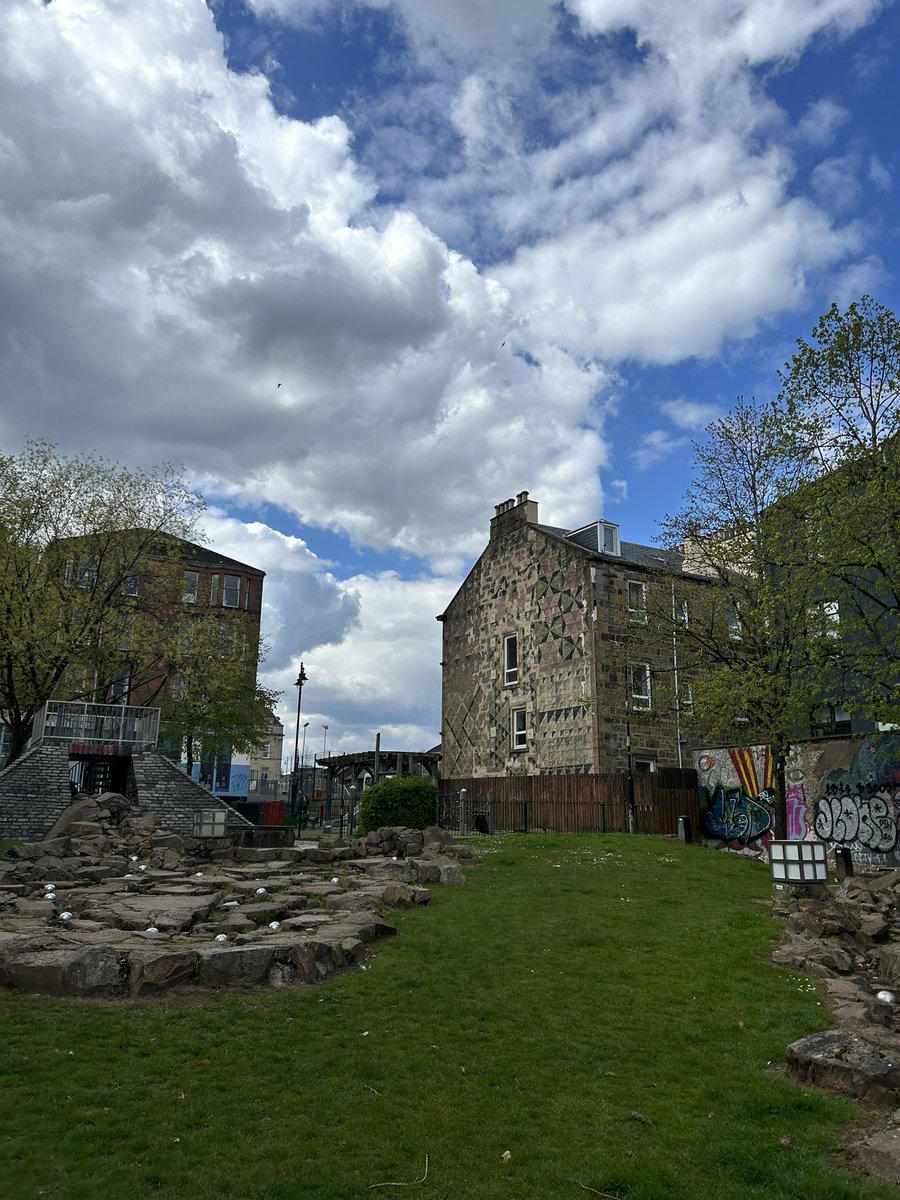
[157,612,280,772]
[0,440,203,763]
[778,297,900,727]
[358,776,437,835]
[659,398,835,838]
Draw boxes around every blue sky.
[1,0,898,759]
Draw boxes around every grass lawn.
[2,834,897,1200]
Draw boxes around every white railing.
[32,700,160,751]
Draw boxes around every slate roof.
[535,523,686,574]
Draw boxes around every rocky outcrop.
[773,873,900,1180]
[0,796,477,998]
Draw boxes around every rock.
[412,860,441,884]
[0,945,126,996]
[196,944,275,987]
[128,948,199,993]
[785,1030,900,1104]
[850,1126,900,1184]
[439,864,466,886]
[81,891,222,932]
[771,933,854,976]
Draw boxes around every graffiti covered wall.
[694,735,900,865]
[694,746,776,846]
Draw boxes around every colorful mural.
[695,734,900,866]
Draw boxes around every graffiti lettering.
[703,785,772,845]
[814,789,898,854]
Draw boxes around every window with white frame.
[503,634,518,686]
[627,580,647,621]
[193,809,227,838]
[633,758,656,773]
[512,707,527,751]
[600,522,620,555]
[222,575,241,608]
[631,662,651,710]
[209,574,219,606]
[681,682,694,710]
[674,597,688,627]
[821,601,840,638]
[726,607,742,640]
[121,574,139,597]
[183,570,199,603]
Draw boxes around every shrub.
[357,776,437,835]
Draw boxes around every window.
[109,668,130,704]
[674,597,689,627]
[627,580,647,621]
[503,634,518,686]
[512,708,527,751]
[222,574,241,608]
[122,574,139,597]
[601,522,620,556]
[193,809,227,838]
[631,663,651,710]
[821,601,840,638]
[183,571,199,603]
[633,758,656,773]
[726,607,742,640]
[681,682,694,711]
[76,558,97,589]
[260,741,271,759]
[209,574,219,605]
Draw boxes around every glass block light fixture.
[768,839,829,884]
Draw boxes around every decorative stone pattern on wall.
[441,501,707,779]
[441,508,595,777]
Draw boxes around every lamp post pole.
[300,720,309,812]
[322,723,329,819]
[290,664,308,821]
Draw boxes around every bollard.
[677,815,692,844]
[834,846,854,879]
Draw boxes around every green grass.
[2,834,896,1199]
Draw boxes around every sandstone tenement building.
[438,493,710,778]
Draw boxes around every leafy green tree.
[659,399,833,838]
[157,612,280,772]
[779,296,900,726]
[358,776,437,835]
[0,440,202,763]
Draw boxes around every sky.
[2,0,899,763]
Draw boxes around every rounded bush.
[358,776,437,836]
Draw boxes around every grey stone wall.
[0,744,74,839]
[130,751,252,835]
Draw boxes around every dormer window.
[566,521,620,555]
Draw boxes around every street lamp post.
[322,723,329,818]
[300,720,310,811]
[290,663,308,822]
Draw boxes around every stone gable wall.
[0,744,73,839]
[441,514,596,777]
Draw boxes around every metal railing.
[32,700,160,751]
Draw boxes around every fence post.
[523,798,529,835]
[459,788,467,836]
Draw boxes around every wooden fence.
[438,768,700,838]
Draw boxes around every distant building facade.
[439,492,711,778]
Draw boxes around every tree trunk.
[185,734,194,773]
[772,743,788,841]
